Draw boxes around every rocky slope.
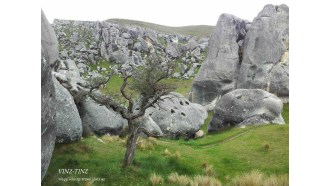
[51,19,210,80]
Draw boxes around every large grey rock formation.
[208,89,284,132]
[41,10,57,180]
[190,4,289,106]
[53,78,82,143]
[237,4,289,102]
[189,14,247,106]
[78,97,127,136]
[146,93,208,137]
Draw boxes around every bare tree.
[87,52,176,167]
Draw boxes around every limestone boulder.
[208,89,285,132]
[166,43,181,58]
[136,115,163,137]
[41,9,57,180]
[53,78,83,143]
[237,4,289,102]
[186,39,198,50]
[146,93,208,137]
[190,14,247,106]
[78,97,127,136]
[110,49,129,64]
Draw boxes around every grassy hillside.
[107,18,214,39]
[42,102,289,186]
[43,60,289,186]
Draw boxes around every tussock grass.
[100,134,126,145]
[168,172,192,186]
[231,170,263,186]
[263,174,289,186]
[230,170,288,186]
[173,150,181,160]
[168,172,221,186]
[83,180,94,186]
[163,148,181,160]
[202,164,216,177]
[163,148,171,156]
[149,172,164,186]
[191,175,222,186]
[137,137,157,151]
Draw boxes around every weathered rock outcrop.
[166,42,181,58]
[78,98,127,136]
[52,19,209,79]
[208,89,284,132]
[145,93,208,137]
[53,59,90,102]
[237,4,289,102]
[190,4,289,107]
[53,78,82,143]
[41,10,57,180]
[190,14,248,106]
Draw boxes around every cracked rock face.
[145,93,208,137]
[208,89,285,132]
[41,10,57,180]
[190,14,248,106]
[237,4,289,102]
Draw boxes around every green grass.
[107,19,214,39]
[42,104,289,186]
[100,75,194,101]
[164,78,194,97]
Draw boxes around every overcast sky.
[41,0,290,26]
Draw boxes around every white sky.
[41,0,290,26]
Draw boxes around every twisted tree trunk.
[123,121,139,167]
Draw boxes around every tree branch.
[88,90,129,119]
[120,75,134,112]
